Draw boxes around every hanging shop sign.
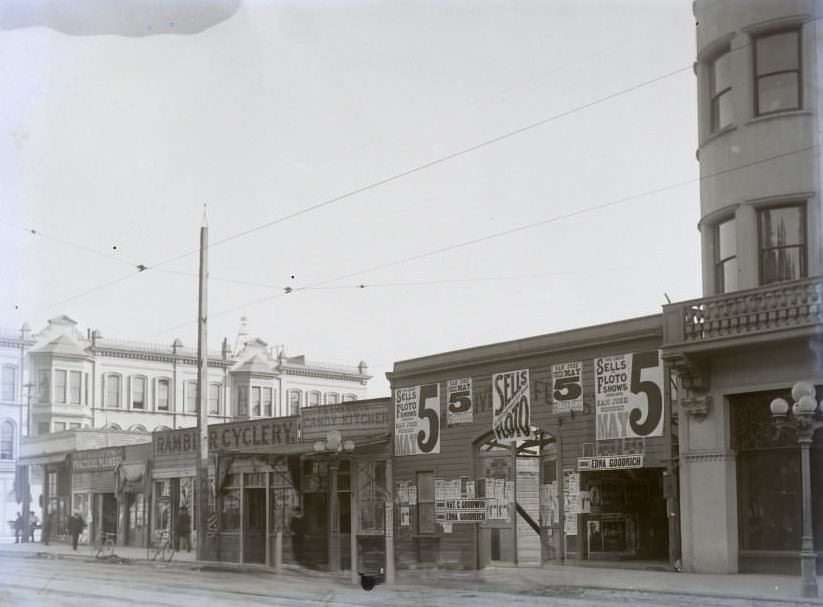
[594,351,664,441]
[492,369,531,440]
[394,384,440,456]
[153,417,300,456]
[551,361,584,414]
[301,400,391,441]
[577,454,645,471]
[72,447,123,472]
[446,377,473,425]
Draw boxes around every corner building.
[389,316,677,569]
[663,0,823,575]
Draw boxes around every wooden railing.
[663,277,823,346]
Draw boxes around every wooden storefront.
[388,315,676,570]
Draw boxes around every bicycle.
[149,529,174,562]
[94,531,117,559]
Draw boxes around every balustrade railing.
[663,277,823,345]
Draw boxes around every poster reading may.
[394,384,441,456]
[594,351,664,440]
[492,369,531,440]
[551,361,583,414]
[446,377,473,425]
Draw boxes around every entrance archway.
[474,429,559,566]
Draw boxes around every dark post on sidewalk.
[195,209,209,561]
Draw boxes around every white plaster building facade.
[663,0,822,576]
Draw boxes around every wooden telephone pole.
[195,207,210,561]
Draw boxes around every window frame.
[0,420,14,460]
[237,385,249,417]
[104,373,122,408]
[1,365,16,401]
[69,370,82,405]
[251,386,262,417]
[757,202,807,285]
[307,391,321,407]
[208,383,221,415]
[262,387,273,417]
[416,471,435,535]
[38,369,50,403]
[753,27,802,117]
[714,216,738,294]
[156,378,171,411]
[326,392,340,405]
[288,390,302,416]
[709,46,733,132]
[55,369,67,404]
[184,381,197,414]
[131,375,147,410]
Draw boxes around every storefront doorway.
[475,430,556,566]
[244,486,266,564]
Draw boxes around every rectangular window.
[754,29,801,116]
[262,388,272,417]
[55,370,67,404]
[308,391,320,407]
[715,218,738,293]
[84,373,89,405]
[38,422,50,436]
[105,375,121,408]
[237,386,248,416]
[416,471,435,534]
[132,377,146,409]
[208,384,220,415]
[759,204,806,285]
[38,369,49,403]
[710,48,733,131]
[0,421,13,460]
[185,382,197,413]
[252,387,261,417]
[69,422,82,430]
[69,371,82,405]
[157,379,170,411]
[289,391,301,416]
[1,366,15,401]
[53,422,66,432]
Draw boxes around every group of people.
[13,509,85,548]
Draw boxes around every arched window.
[184,381,197,413]
[288,390,302,416]
[104,374,122,408]
[208,383,221,415]
[154,425,171,432]
[156,378,170,411]
[308,391,321,407]
[103,423,121,431]
[325,393,340,405]
[0,420,14,460]
[343,394,357,402]
[129,424,147,433]
[131,376,147,409]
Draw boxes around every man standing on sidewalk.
[68,510,86,551]
[174,506,191,552]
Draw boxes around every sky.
[0,0,700,396]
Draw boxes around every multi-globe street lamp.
[769,381,823,598]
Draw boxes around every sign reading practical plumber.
[492,369,531,440]
[153,417,299,456]
[394,384,440,456]
[551,361,583,414]
[446,378,473,425]
[595,351,664,440]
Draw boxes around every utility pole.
[195,206,210,561]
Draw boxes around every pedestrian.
[68,510,86,551]
[41,510,54,546]
[13,512,23,543]
[29,511,38,542]
[289,506,305,565]
[174,506,191,552]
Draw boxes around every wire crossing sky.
[2,1,700,394]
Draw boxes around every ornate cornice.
[281,367,366,383]
[683,450,735,463]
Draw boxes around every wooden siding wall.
[391,331,667,569]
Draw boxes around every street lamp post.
[314,430,355,572]
[770,381,823,599]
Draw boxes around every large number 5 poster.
[394,384,441,456]
[594,351,664,440]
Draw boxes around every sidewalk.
[1,539,820,604]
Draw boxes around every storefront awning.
[212,433,390,457]
[18,452,70,466]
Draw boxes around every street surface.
[0,554,817,607]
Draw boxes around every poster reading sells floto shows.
[394,384,441,456]
[492,369,531,441]
[594,351,664,441]
[446,377,473,425]
[551,361,583,414]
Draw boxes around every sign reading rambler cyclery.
[492,369,530,440]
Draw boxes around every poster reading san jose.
[492,369,531,440]
[446,378,473,425]
[394,384,441,456]
[594,351,664,440]
[551,361,583,414]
